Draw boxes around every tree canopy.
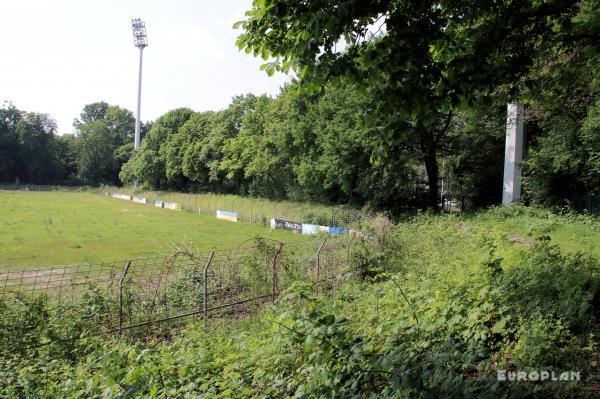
[72,102,137,185]
[2,2,598,213]
[235,0,599,209]
[237,0,598,104]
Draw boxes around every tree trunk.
[419,127,439,212]
[418,111,452,212]
[424,147,439,212]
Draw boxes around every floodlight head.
[131,18,148,48]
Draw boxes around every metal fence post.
[347,203,351,227]
[272,243,284,302]
[346,232,357,271]
[203,251,215,330]
[118,261,132,336]
[316,236,328,280]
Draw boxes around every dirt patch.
[508,234,534,249]
[5,267,67,282]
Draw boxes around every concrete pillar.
[502,103,525,205]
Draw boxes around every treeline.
[121,86,431,211]
[0,107,70,185]
[2,0,599,213]
[119,85,505,211]
[122,3,599,212]
[120,80,598,212]
[1,52,598,212]
[0,102,149,187]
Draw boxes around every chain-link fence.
[0,236,355,347]
[125,191,379,228]
[570,191,600,216]
[0,184,88,192]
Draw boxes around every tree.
[73,102,136,185]
[281,83,414,207]
[76,102,110,124]
[1,104,77,185]
[16,112,63,183]
[0,104,24,183]
[74,120,120,184]
[523,98,600,208]
[515,0,600,208]
[220,95,293,198]
[207,94,262,193]
[236,0,598,209]
[74,102,135,145]
[54,134,79,185]
[120,96,266,192]
[218,84,420,207]
[165,111,217,190]
[120,108,194,188]
[445,105,506,208]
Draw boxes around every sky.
[0,0,290,134]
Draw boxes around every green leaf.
[491,318,508,334]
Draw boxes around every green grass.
[392,207,600,270]
[0,191,314,270]
[474,211,600,257]
[3,207,599,397]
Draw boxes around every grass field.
[0,191,313,270]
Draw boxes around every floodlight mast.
[131,18,148,151]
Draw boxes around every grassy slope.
[147,209,599,394]
[0,191,311,270]
[394,208,600,273]
[2,207,599,397]
[157,209,599,396]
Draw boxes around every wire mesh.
[0,236,352,346]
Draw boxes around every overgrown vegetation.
[1,1,600,395]
[1,209,599,398]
